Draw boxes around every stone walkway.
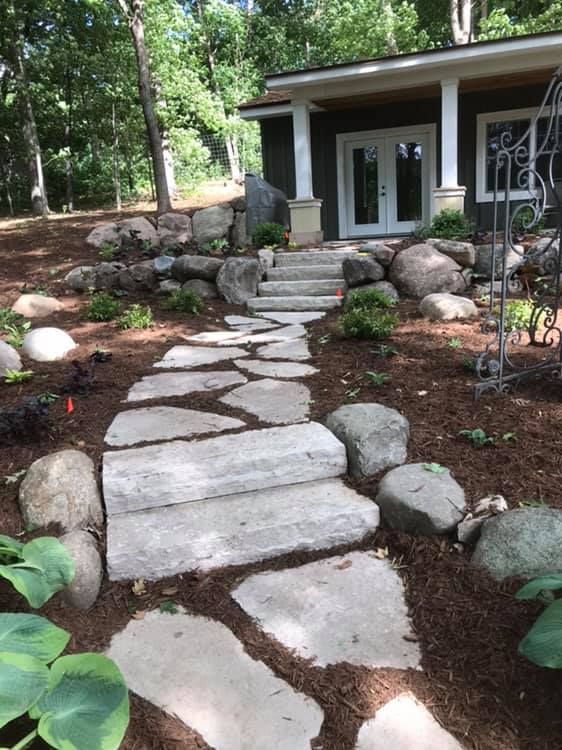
[103,301,464,749]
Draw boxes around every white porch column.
[288,102,323,244]
[433,78,466,215]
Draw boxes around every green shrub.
[4,369,34,384]
[252,222,285,247]
[426,208,473,240]
[345,287,397,312]
[118,304,154,330]
[516,573,562,668]
[341,308,398,339]
[87,292,120,322]
[0,309,31,348]
[0,308,24,330]
[493,299,547,332]
[165,288,204,315]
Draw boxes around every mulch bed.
[2,213,562,749]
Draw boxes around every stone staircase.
[247,249,357,312]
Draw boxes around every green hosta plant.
[365,371,391,386]
[4,369,34,384]
[516,574,562,669]
[459,428,495,447]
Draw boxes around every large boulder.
[216,257,262,304]
[182,279,218,299]
[361,242,395,268]
[192,204,234,246]
[426,238,476,267]
[22,328,76,362]
[157,213,192,248]
[18,450,103,532]
[325,404,409,478]
[0,340,22,375]
[86,223,121,249]
[473,243,522,279]
[12,294,64,318]
[118,262,158,292]
[529,236,560,275]
[343,256,385,287]
[171,255,223,283]
[375,463,466,535]
[118,217,159,249]
[232,212,248,248]
[65,266,95,292]
[59,530,103,609]
[419,293,478,321]
[389,244,467,299]
[472,508,562,581]
[92,262,125,291]
[364,280,399,302]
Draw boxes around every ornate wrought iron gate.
[474,66,562,398]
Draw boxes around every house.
[239,31,562,243]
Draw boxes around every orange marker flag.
[336,288,343,298]
[66,397,74,415]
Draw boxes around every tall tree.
[116,0,172,214]
[450,0,472,44]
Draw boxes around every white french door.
[338,125,435,237]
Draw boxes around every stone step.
[248,296,342,312]
[274,250,357,267]
[267,265,344,282]
[258,279,346,297]
[106,479,378,580]
[103,422,347,516]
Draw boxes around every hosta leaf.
[0,614,69,663]
[0,651,49,729]
[0,537,75,608]
[0,534,23,558]
[32,654,129,750]
[516,574,562,600]
[519,598,562,668]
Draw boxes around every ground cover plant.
[87,293,121,322]
[340,287,398,340]
[165,289,204,315]
[117,304,154,330]
[421,208,473,240]
[516,574,562,669]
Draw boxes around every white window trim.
[476,106,541,204]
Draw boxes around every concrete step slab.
[267,265,344,282]
[274,250,357,267]
[103,422,347,515]
[126,371,247,402]
[248,296,342,312]
[258,280,346,297]
[107,479,378,579]
[256,311,326,324]
[219,378,310,424]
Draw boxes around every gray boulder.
[22,328,76,362]
[375,463,466,535]
[171,255,223,282]
[19,450,103,532]
[86,223,121,249]
[419,293,478,321]
[426,238,476,267]
[529,236,560,275]
[153,255,175,277]
[192,204,234,246]
[325,403,409,478]
[157,212,192,248]
[157,279,182,295]
[232,212,248,248]
[362,281,399,302]
[59,530,103,609]
[362,242,395,268]
[474,243,522,279]
[0,340,22,375]
[389,244,467,299]
[472,508,562,580]
[118,217,159,248]
[92,262,125,291]
[231,195,246,212]
[12,294,64,318]
[118,263,158,292]
[182,279,218,299]
[343,256,385,287]
[216,257,262,304]
[258,248,275,273]
[65,266,95,292]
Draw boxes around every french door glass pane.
[395,142,422,222]
[486,119,530,192]
[353,145,379,225]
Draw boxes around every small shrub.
[201,238,228,254]
[4,369,34,384]
[493,299,547,333]
[345,287,397,312]
[341,308,398,340]
[118,304,154,330]
[373,344,398,358]
[448,337,462,349]
[0,309,31,348]
[512,206,545,236]
[87,292,120,322]
[426,208,473,240]
[0,308,24,330]
[252,222,285,248]
[165,288,204,315]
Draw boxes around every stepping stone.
[126,371,247,402]
[154,345,248,368]
[256,338,311,361]
[187,325,306,347]
[220,378,310,425]
[234,359,318,379]
[107,611,323,750]
[105,407,245,447]
[248,296,342,313]
[224,315,279,330]
[233,551,419,669]
[103,422,347,515]
[184,331,248,344]
[356,694,464,750]
[257,311,326,325]
[107,479,379,579]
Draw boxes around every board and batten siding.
[260,81,551,240]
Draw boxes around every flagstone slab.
[103,422,347,515]
[234,359,318,379]
[126,371,247,402]
[107,478,380,579]
[355,694,464,750]
[220,378,310,425]
[107,610,323,750]
[154,345,248,368]
[256,338,311,361]
[186,325,306,347]
[224,315,279,330]
[257,311,326,324]
[233,551,420,669]
[183,331,248,344]
[105,407,245,447]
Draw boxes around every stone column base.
[433,186,467,215]
[288,198,324,244]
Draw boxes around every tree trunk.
[480,0,488,20]
[146,144,156,201]
[123,133,135,194]
[161,131,177,197]
[0,158,15,216]
[225,132,241,182]
[450,0,472,45]
[117,0,171,214]
[382,0,398,55]
[64,69,74,212]
[112,100,122,211]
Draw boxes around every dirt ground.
[1,205,562,750]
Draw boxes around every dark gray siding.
[261,117,296,200]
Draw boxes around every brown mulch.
[2,211,562,750]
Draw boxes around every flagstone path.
[104,300,464,749]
